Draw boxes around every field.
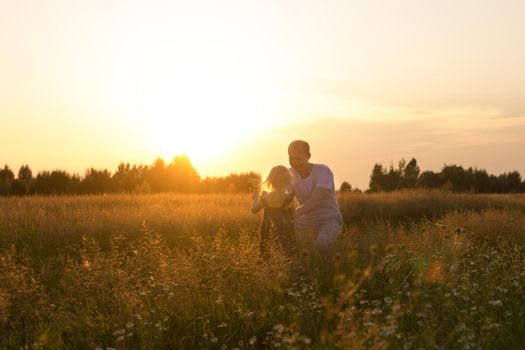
[1,192,525,349]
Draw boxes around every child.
[251,165,295,259]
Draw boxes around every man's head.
[288,140,311,171]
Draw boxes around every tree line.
[364,158,525,193]
[0,155,260,196]
[3,156,524,196]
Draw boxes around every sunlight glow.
[109,39,272,164]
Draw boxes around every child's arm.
[251,191,264,213]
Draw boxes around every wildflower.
[273,324,285,333]
[126,322,133,329]
[489,300,503,307]
[372,308,383,316]
[249,336,257,345]
[112,329,126,337]
[384,297,393,305]
[218,322,228,328]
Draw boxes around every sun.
[105,38,284,168]
[129,50,266,164]
[144,80,261,163]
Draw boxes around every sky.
[1,0,524,189]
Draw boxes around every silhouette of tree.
[418,170,444,189]
[167,155,201,192]
[33,170,80,195]
[400,158,420,189]
[112,163,145,193]
[145,158,169,192]
[472,168,490,193]
[506,171,522,193]
[0,165,15,195]
[80,168,113,194]
[201,172,261,193]
[2,155,524,196]
[339,181,352,193]
[11,165,34,195]
[384,164,402,191]
[369,164,386,192]
[441,165,469,192]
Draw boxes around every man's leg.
[314,220,342,259]
[294,216,315,245]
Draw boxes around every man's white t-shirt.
[290,164,342,224]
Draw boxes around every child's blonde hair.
[263,165,292,194]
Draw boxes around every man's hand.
[295,187,329,218]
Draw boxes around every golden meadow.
[1,192,525,349]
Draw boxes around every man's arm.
[295,187,329,218]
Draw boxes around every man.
[288,140,343,258]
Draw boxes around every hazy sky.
[1,0,524,188]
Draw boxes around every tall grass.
[1,192,525,348]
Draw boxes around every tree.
[400,158,420,189]
[441,165,468,192]
[201,172,260,193]
[0,165,15,195]
[145,158,169,192]
[418,170,444,189]
[369,164,386,192]
[384,163,402,191]
[81,168,113,194]
[113,163,144,193]
[167,155,201,192]
[339,181,352,193]
[33,170,80,195]
[505,171,522,193]
[472,169,490,193]
[15,165,33,195]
